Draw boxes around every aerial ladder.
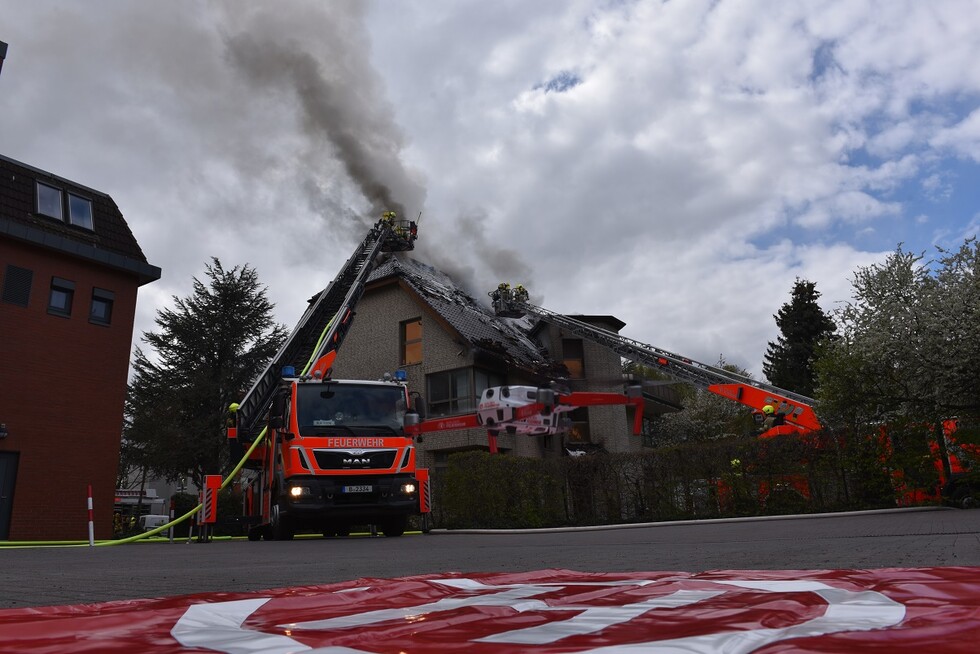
[234,213,417,441]
[229,212,427,540]
[489,284,821,437]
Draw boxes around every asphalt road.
[1,507,978,610]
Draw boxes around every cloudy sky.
[3,1,979,379]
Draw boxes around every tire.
[270,499,294,540]
[382,515,407,538]
[954,488,978,509]
[247,527,263,542]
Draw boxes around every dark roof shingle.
[369,256,562,378]
[0,153,160,284]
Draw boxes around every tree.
[123,258,287,489]
[636,357,758,446]
[763,279,836,397]
[814,241,980,481]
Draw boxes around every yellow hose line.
[302,314,335,375]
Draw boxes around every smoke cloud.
[217,3,425,225]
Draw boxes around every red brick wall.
[0,239,138,541]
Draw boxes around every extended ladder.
[236,215,416,439]
[490,287,821,432]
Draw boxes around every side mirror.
[270,391,288,429]
[410,392,427,420]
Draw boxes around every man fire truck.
[229,213,428,540]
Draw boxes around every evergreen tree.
[763,279,836,397]
[123,259,287,489]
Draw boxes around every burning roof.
[368,256,564,379]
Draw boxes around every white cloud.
[3,0,980,383]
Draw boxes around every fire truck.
[488,284,976,506]
[229,213,428,540]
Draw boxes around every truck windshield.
[295,383,406,435]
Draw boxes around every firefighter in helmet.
[761,404,785,432]
[490,282,510,303]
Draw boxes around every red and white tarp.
[1,568,979,653]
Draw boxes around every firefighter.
[514,284,529,303]
[761,404,785,431]
[490,282,510,303]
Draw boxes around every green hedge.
[433,433,921,529]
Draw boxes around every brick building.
[329,256,681,479]
[0,154,160,540]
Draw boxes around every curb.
[429,506,954,535]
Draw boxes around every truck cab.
[245,375,424,540]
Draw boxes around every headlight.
[289,485,311,498]
[400,482,417,494]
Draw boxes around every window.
[48,277,75,317]
[90,288,114,325]
[563,338,585,379]
[1,265,33,307]
[36,182,63,220]
[401,318,422,365]
[474,369,505,399]
[567,407,591,443]
[68,193,94,230]
[426,367,505,417]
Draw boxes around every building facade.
[329,256,680,480]
[0,154,160,540]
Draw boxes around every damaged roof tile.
[369,256,562,378]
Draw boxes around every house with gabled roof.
[0,153,160,540]
[329,255,681,477]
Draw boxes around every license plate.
[342,485,372,493]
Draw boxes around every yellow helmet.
[762,405,775,415]
[228,402,240,413]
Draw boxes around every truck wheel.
[954,487,978,509]
[247,527,263,541]
[270,501,294,540]
[382,516,407,538]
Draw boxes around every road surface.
[1,507,977,609]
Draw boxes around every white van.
[139,514,170,532]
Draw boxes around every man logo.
[343,457,370,465]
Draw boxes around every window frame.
[426,367,505,417]
[562,338,586,379]
[67,193,95,230]
[36,181,64,221]
[566,406,592,443]
[89,287,114,326]
[401,318,423,365]
[48,277,75,317]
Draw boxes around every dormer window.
[35,183,95,231]
[68,193,94,230]
[36,182,63,220]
